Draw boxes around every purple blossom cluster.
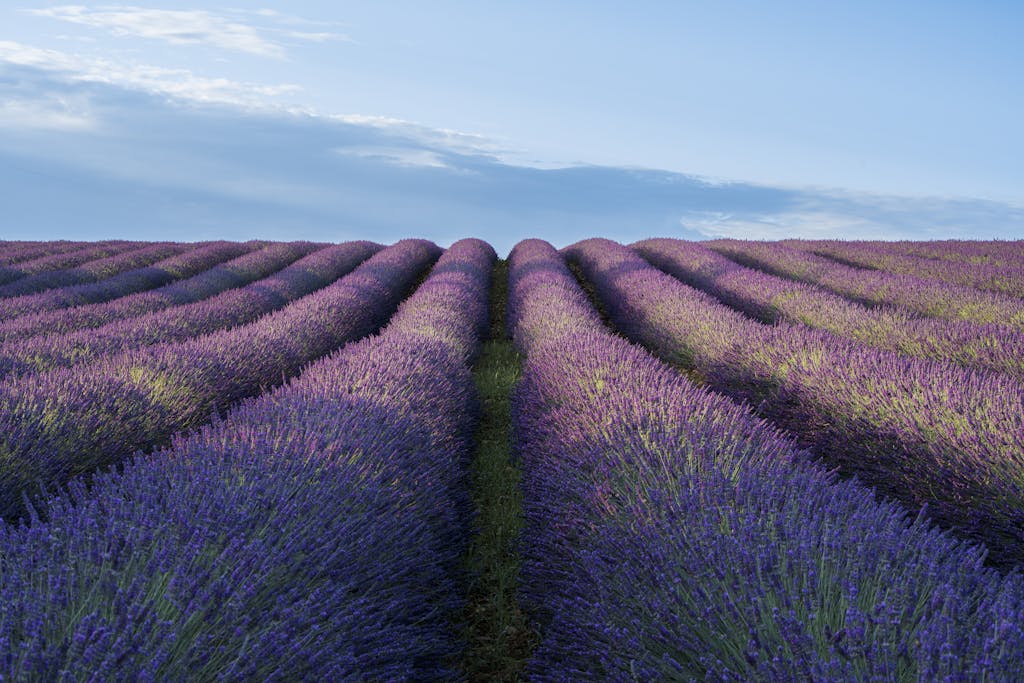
[509,238,1024,680]
[0,241,378,379]
[709,239,1024,329]
[566,238,1024,567]
[0,239,434,520]
[634,238,1024,382]
[783,238,1024,299]
[0,241,323,343]
[0,241,143,287]
[0,242,191,304]
[0,238,493,680]
[0,241,259,324]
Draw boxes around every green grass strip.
[461,259,535,681]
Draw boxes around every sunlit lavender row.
[710,238,1024,329]
[634,238,1024,381]
[0,241,257,321]
[0,241,322,342]
[0,240,106,269]
[877,239,1024,268]
[0,241,144,287]
[782,238,1024,298]
[0,241,379,378]
[0,242,191,305]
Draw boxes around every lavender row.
[634,238,1024,382]
[0,241,36,259]
[567,238,1024,567]
[0,241,323,343]
[883,239,1024,268]
[0,241,377,380]
[0,239,434,520]
[783,238,1024,299]
[0,241,195,303]
[709,239,1024,329]
[812,238,1024,269]
[509,238,1024,680]
[0,240,93,267]
[0,241,261,323]
[0,239,493,680]
[0,241,142,286]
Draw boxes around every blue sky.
[1,2,1022,251]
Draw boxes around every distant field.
[0,237,1022,680]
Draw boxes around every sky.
[1,2,1022,253]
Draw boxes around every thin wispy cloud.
[0,94,95,131]
[286,31,342,43]
[682,211,888,241]
[25,5,348,57]
[335,146,451,169]
[0,40,302,108]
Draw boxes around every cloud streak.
[25,5,349,57]
[0,40,301,108]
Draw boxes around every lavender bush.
[0,241,323,342]
[0,238,494,680]
[0,241,94,267]
[509,238,1024,680]
[709,239,1024,329]
[568,238,1024,567]
[784,238,1024,298]
[0,242,189,304]
[0,241,259,322]
[0,241,142,287]
[0,240,435,519]
[634,238,1024,382]
[0,241,379,379]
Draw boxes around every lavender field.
[1,237,1023,681]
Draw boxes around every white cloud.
[0,41,301,108]
[285,31,343,43]
[335,145,450,169]
[25,5,349,57]
[329,114,501,157]
[0,95,95,131]
[681,210,905,240]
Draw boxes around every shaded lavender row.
[0,241,93,267]
[0,239,432,520]
[709,239,1024,329]
[0,241,321,343]
[783,238,1024,299]
[0,241,378,380]
[0,239,493,681]
[0,241,259,324]
[0,241,193,303]
[509,239,1024,680]
[634,238,1024,382]
[567,238,1024,567]
[0,241,142,286]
